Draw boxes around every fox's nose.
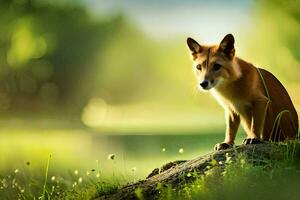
[200,80,209,89]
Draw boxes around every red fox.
[186,34,299,150]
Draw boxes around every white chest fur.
[210,88,249,115]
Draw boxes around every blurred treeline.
[0,0,143,116]
[0,0,189,117]
[0,0,194,122]
[0,0,125,114]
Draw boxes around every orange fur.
[187,34,298,148]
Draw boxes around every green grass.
[0,130,232,199]
[4,129,299,200]
[53,141,298,200]
[0,162,121,200]
[154,158,300,200]
[30,141,299,200]
[55,181,120,200]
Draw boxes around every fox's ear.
[187,37,202,54]
[218,34,235,59]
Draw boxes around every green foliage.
[2,138,300,200]
[245,0,300,83]
[0,131,226,200]
[0,0,125,114]
[56,181,119,200]
[0,161,120,200]
[135,187,144,200]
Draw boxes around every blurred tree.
[267,0,300,61]
[246,0,300,82]
[0,0,124,114]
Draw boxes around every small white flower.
[78,177,83,183]
[96,172,100,178]
[162,148,166,152]
[51,176,56,181]
[74,170,78,175]
[14,169,19,174]
[179,148,184,154]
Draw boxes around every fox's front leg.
[243,98,269,144]
[215,110,240,150]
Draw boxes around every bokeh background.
[0,0,300,191]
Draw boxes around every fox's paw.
[214,142,233,151]
[242,138,264,145]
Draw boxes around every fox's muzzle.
[200,80,209,89]
[200,79,215,90]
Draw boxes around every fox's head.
[187,34,240,91]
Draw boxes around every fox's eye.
[213,63,221,71]
[196,64,202,70]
